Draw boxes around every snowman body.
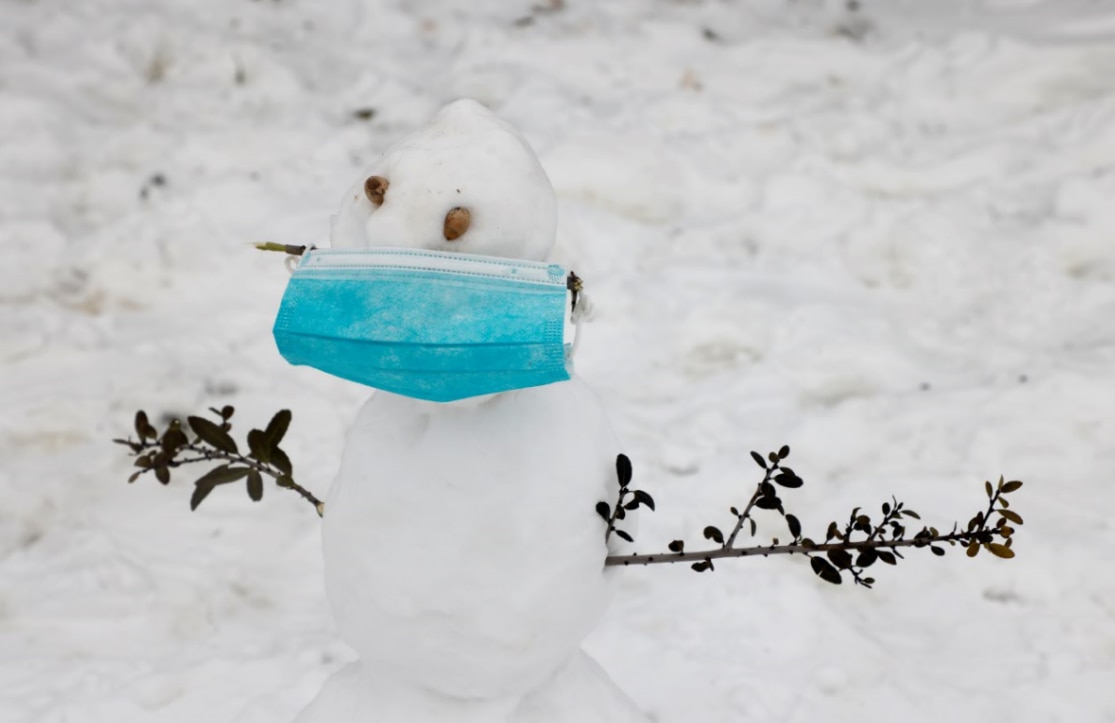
[293,100,646,721]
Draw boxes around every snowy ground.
[2,0,1114,721]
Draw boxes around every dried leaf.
[966,541,980,557]
[194,464,251,487]
[988,543,1015,559]
[265,409,292,449]
[1001,480,1023,493]
[187,416,237,454]
[615,454,633,487]
[162,428,188,455]
[786,514,802,539]
[190,483,214,511]
[703,526,724,544]
[827,548,853,569]
[754,496,782,511]
[631,489,656,511]
[247,429,271,464]
[855,548,878,568]
[190,466,249,511]
[774,472,803,489]
[271,447,293,475]
[135,410,153,440]
[247,470,263,502]
[811,556,842,585]
[998,509,1023,525]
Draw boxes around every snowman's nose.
[364,176,389,206]
[444,207,471,241]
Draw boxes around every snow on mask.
[272,247,581,402]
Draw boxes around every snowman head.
[330,99,557,262]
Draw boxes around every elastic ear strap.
[570,291,593,359]
[565,270,595,359]
[284,245,315,275]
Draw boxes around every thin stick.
[131,439,324,516]
[607,532,965,567]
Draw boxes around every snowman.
[287,99,648,722]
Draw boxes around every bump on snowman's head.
[329,99,557,262]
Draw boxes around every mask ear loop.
[567,272,592,359]
[283,245,313,275]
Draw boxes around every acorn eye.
[364,176,389,206]
[444,207,470,241]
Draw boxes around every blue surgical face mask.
[273,248,580,403]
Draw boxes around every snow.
[307,94,639,716]
[295,651,644,723]
[317,379,634,711]
[2,1,1114,721]
[330,98,558,261]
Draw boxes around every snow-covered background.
[2,0,1114,720]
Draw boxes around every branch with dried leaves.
[599,447,1022,587]
[114,406,324,516]
[114,406,1023,589]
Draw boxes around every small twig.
[608,530,970,567]
[595,454,647,545]
[599,446,1022,585]
[724,485,762,549]
[254,242,309,256]
[116,407,324,517]
[603,487,628,543]
[147,441,325,515]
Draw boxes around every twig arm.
[115,407,324,516]
[598,446,1022,586]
